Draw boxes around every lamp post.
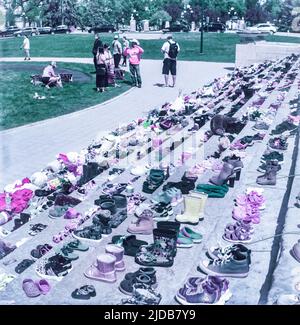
[61,0,64,25]
[200,3,204,54]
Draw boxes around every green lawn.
[0,62,131,130]
[0,33,299,63]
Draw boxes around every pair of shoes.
[268,136,288,151]
[209,161,242,188]
[119,267,157,295]
[71,285,96,300]
[151,202,173,221]
[128,209,154,235]
[197,180,229,196]
[175,276,231,305]
[120,283,162,305]
[111,235,148,257]
[198,244,251,278]
[175,192,208,225]
[177,227,202,248]
[135,226,177,267]
[223,221,253,244]
[84,244,125,283]
[22,278,51,298]
[151,187,183,206]
[256,160,278,186]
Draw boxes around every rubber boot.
[188,192,208,221]
[175,196,202,225]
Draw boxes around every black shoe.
[71,285,96,300]
[138,84,142,88]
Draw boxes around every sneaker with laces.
[198,250,249,278]
[175,277,231,305]
[207,244,251,265]
[261,151,284,163]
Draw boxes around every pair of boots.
[135,222,180,267]
[84,244,125,283]
[256,160,278,186]
[143,169,165,194]
[175,192,208,225]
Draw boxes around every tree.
[163,0,184,22]
[150,9,171,28]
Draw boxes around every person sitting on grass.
[42,61,63,89]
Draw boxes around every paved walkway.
[0,57,234,189]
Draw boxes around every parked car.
[37,27,53,35]
[0,26,20,37]
[201,22,226,33]
[163,22,190,33]
[52,25,71,34]
[88,25,116,33]
[248,23,277,34]
[14,27,39,37]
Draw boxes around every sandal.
[67,239,89,252]
[31,244,53,259]
[15,259,35,274]
[73,225,102,243]
[223,228,252,244]
[71,285,96,300]
[55,245,79,261]
[29,223,47,236]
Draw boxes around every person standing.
[161,35,180,87]
[123,39,144,88]
[92,34,103,71]
[112,35,122,69]
[21,35,30,61]
[95,47,108,93]
[121,36,129,66]
[103,44,116,87]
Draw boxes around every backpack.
[168,41,179,59]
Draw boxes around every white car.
[248,23,277,34]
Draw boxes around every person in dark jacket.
[92,34,103,71]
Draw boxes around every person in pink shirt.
[42,61,62,88]
[123,39,144,88]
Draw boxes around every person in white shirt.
[121,35,129,66]
[161,35,180,87]
[112,35,122,69]
[42,61,62,88]
[21,35,30,61]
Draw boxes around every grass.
[0,33,299,63]
[0,62,132,130]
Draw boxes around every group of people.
[92,34,145,92]
[22,32,181,91]
[92,34,180,92]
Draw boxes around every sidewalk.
[0,58,234,189]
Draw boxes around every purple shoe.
[105,244,125,272]
[176,279,231,305]
[291,241,300,263]
[36,279,51,295]
[22,279,41,298]
[84,254,117,283]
